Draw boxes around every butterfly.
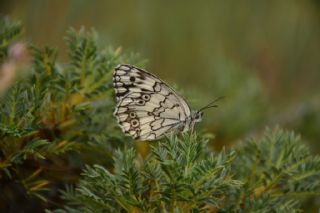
[113,64,221,141]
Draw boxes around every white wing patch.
[113,64,191,141]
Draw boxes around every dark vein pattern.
[113,64,192,140]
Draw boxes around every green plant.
[0,17,144,210]
[54,128,320,212]
[1,17,319,212]
[55,134,241,212]
[225,127,320,212]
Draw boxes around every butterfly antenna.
[198,96,225,112]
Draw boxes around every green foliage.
[223,127,320,212]
[0,17,144,209]
[54,128,320,213]
[1,17,320,212]
[54,134,241,212]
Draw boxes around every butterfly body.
[113,64,203,141]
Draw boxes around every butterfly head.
[185,111,203,132]
[192,111,204,123]
[191,96,224,125]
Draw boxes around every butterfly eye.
[142,94,151,101]
[195,112,203,120]
[131,119,139,127]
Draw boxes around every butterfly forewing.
[113,64,191,140]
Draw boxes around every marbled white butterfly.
[113,64,221,141]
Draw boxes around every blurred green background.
[1,0,320,150]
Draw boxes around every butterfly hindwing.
[113,64,191,140]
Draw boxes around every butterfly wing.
[113,64,191,140]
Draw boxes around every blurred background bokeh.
[1,0,319,150]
